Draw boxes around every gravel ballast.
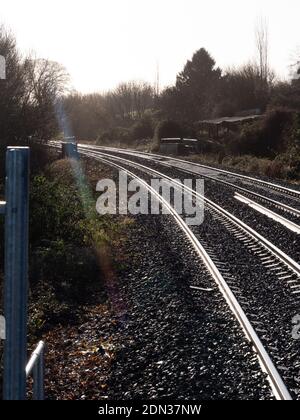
[106,213,272,399]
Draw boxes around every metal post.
[3,147,30,400]
[33,344,44,400]
[62,138,78,159]
[0,201,6,215]
[26,341,45,400]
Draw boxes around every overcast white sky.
[0,0,299,93]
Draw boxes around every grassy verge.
[175,153,300,184]
[81,135,299,183]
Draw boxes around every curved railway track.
[74,146,300,400]
[80,144,300,217]
[82,144,300,198]
[80,147,300,278]
[48,141,300,399]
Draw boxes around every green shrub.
[29,172,103,303]
[27,159,117,333]
[262,108,293,153]
[29,175,86,247]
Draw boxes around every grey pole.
[62,141,78,159]
[26,341,45,400]
[33,343,44,400]
[3,147,30,400]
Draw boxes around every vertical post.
[62,137,78,159]
[33,346,44,400]
[3,147,30,400]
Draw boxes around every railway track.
[78,146,300,266]
[79,144,300,219]
[80,147,300,272]
[48,141,300,399]
[74,146,300,400]
[82,144,300,198]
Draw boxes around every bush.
[227,121,263,155]
[154,119,183,139]
[262,108,293,153]
[97,126,132,145]
[274,150,300,180]
[27,158,119,334]
[197,139,224,154]
[130,116,154,140]
[228,108,294,157]
[29,171,103,303]
[264,161,287,178]
[29,174,86,247]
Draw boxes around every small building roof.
[199,114,262,126]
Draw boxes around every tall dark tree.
[175,48,222,121]
[158,86,186,121]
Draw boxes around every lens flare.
[54,101,126,317]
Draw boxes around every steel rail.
[80,148,300,278]
[78,143,300,218]
[80,144,300,199]
[140,157,300,218]
[234,192,300,235]
[79,148,292,400]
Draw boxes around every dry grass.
[177,153,300,184]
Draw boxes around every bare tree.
[255,17,270,84]
[289,46,300,80]
[23,58,69,139]
[0,25,71,147]
[105,81,155,121]
[24,58,69,104]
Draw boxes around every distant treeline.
[1,25,300,166]
[61,46,300,147]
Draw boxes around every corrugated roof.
[200,114,262,125]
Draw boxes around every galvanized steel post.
[3,147,30,400]
[26,340,45,400]
[33,341,44,400]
